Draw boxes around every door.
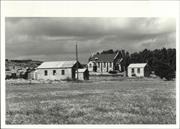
[93,65,97,72]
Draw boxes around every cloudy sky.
[6,17,176,63]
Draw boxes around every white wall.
[128,67,144,77]
[75,72,84,80]
[36,68,72,80]
[88,61,114,73]
[102,62,113,73]
[96,62,101,72]
[108,62,114,71]
[87,61,94,72]
[28,71,38,80]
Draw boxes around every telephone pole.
[76,43,79,80]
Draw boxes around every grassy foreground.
[6,77,176,124]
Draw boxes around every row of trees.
[98,48,176,80]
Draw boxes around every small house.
[75,68,89,80]
[35,61,82,80]
[128,63,150,77]
[88,51,123,73]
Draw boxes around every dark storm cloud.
[6,17,176,63]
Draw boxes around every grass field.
[6,77,176,124]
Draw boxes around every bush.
[109,70,117,74]
[6,75,11,80]
[132,73,136,77]
[11,73,17,79]
[153,61,175,81]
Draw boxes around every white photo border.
[1,1,180,129]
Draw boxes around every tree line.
[98,48,176,80]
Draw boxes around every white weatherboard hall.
[88,51,123,73]
[36,61,81,80]
[128,63,150,77]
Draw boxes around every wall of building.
[128,67,144,77]
[76,70,89,80]
[88,61,114,73]
[87,61,94,72]
[96,62,100,72]
[36,68,73,80]
[75,72,84,80]
[28,71,38,80]
[100,62,113,73]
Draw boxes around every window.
[137,68,140,73]
[44,70,48,76]
[53,70,56,75]
[104,62,106,68]
[61,70,65,75]
[131,68,134,73]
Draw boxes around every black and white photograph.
[1,1,180,129]
[5,17,177,124]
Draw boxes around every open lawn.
[6,77,176,124]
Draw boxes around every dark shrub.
[109,70,117,74]
[154,61,175,81]
[132,73,136,77]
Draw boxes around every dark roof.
[89,53,118,62]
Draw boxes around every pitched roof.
[128,63,147,68]
[37,61,77,69]
[89,53,118,62]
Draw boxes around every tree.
[89,48,176,80]
[153,60,175,80]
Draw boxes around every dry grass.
[6,77,176,124]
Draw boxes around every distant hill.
[6,59,42,71]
